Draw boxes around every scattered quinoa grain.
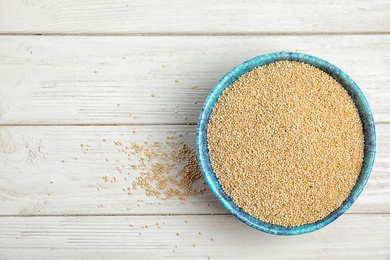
[94,128,205,207]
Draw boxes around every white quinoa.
[207,60,364,227]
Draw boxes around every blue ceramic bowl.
[196,52,376,235]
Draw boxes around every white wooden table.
[0,1,389,259]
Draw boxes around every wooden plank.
[0,35,389,124]
[0,214,389,259]
[0,124,388,215]
[0,124,223,215]
[0,1,389,34]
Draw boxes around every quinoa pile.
[131,140,204,201]
[207,60,364,227]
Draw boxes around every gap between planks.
[0,212,385,218]
[0,122,389,126]
[0,123,196,127]
[0,32,389,37]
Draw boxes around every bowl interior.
[196,52,376,235]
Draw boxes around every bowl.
[196,52,376,235]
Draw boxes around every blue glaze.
[196,52,376,236]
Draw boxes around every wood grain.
[1,2,389,258]
[0,124,388,215]
[0,214,389,259]
[0,0,389,34]
[0,35,389,125]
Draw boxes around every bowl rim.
[196,52,376,235]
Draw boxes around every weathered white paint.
[0,124,388,215]
[0,215,389,259]
[0,1,389,258]
[0,0,389,34]
[0,35,389,124]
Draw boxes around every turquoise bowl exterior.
[196,52,376,235]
